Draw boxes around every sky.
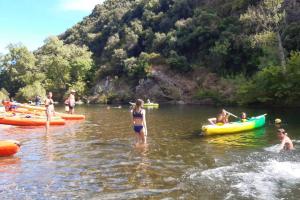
[0,0,104,54]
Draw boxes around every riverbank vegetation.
[0,0,299,105]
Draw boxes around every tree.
[36,36,93,98]
[0,44,44,96]
[240,0,286,68]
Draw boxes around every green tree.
[0,88,9,101]
[0,44,45,96]
[16,81,46,102]
[240,0,286,68]
[36,36,93,98]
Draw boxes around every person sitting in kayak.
[241,112,247,122]
[277,128,294,151]
[208,109,229,125]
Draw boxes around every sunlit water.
[0,105,300,199]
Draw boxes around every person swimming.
[274,118,282,129]
[131,99,147,145]
[277,128,294,151]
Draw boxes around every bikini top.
[46,98,54,106]
[132,110,143,118]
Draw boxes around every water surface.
[0,105,300,199]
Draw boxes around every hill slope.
[59,0,300,104]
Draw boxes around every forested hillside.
[1,0,299,105]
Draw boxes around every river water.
[0,105,300,199]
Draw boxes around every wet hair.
[134,99,144,111]
[277,128,287,135]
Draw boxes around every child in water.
[131,99,148,145]
[277,128,294,151]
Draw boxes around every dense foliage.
[0,37,93,101]
[0,0,299,105]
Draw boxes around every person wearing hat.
[277,128,294,151]
[67,89,76,114]
[274,118,282,128]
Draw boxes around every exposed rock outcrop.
[88,66,236,105]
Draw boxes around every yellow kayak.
[143,103,159,108]
[202,114,266,136]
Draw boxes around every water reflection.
[205,128,267,147]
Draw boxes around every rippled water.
[0,105,300,199]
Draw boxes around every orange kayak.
[0,140,20,157]
[17,104,46,111]
[0,116,65,126]
[55,112,85,120]
[13,108,85,120]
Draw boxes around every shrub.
[0,88,9,101]
[16,82,46,102]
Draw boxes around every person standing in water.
[277,128,294,151]
[45,92,55,130]
[67,89,76,114]
[131,99,148,145]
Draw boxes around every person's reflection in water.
[129,145,151,189]
[45,124,54,162]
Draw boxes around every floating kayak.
[0,116,65,126]
[202,114,266,136]
[0,140,20,157]
[17,104,46,111]
[13,108,85,120]
[55,112,85,120]
[14,103,46,111]
[143,103,159,108]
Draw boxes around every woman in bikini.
[45,92,55,130]
[131,99,147,145]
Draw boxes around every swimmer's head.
[277,128,287,139]
[275,118,282,124]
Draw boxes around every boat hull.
[202,114,266,136]
[143,103,159,108]
[0,140,20,157]
[0,116,65,126]
[13,108,85,120]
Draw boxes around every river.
[0,105,300,199]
